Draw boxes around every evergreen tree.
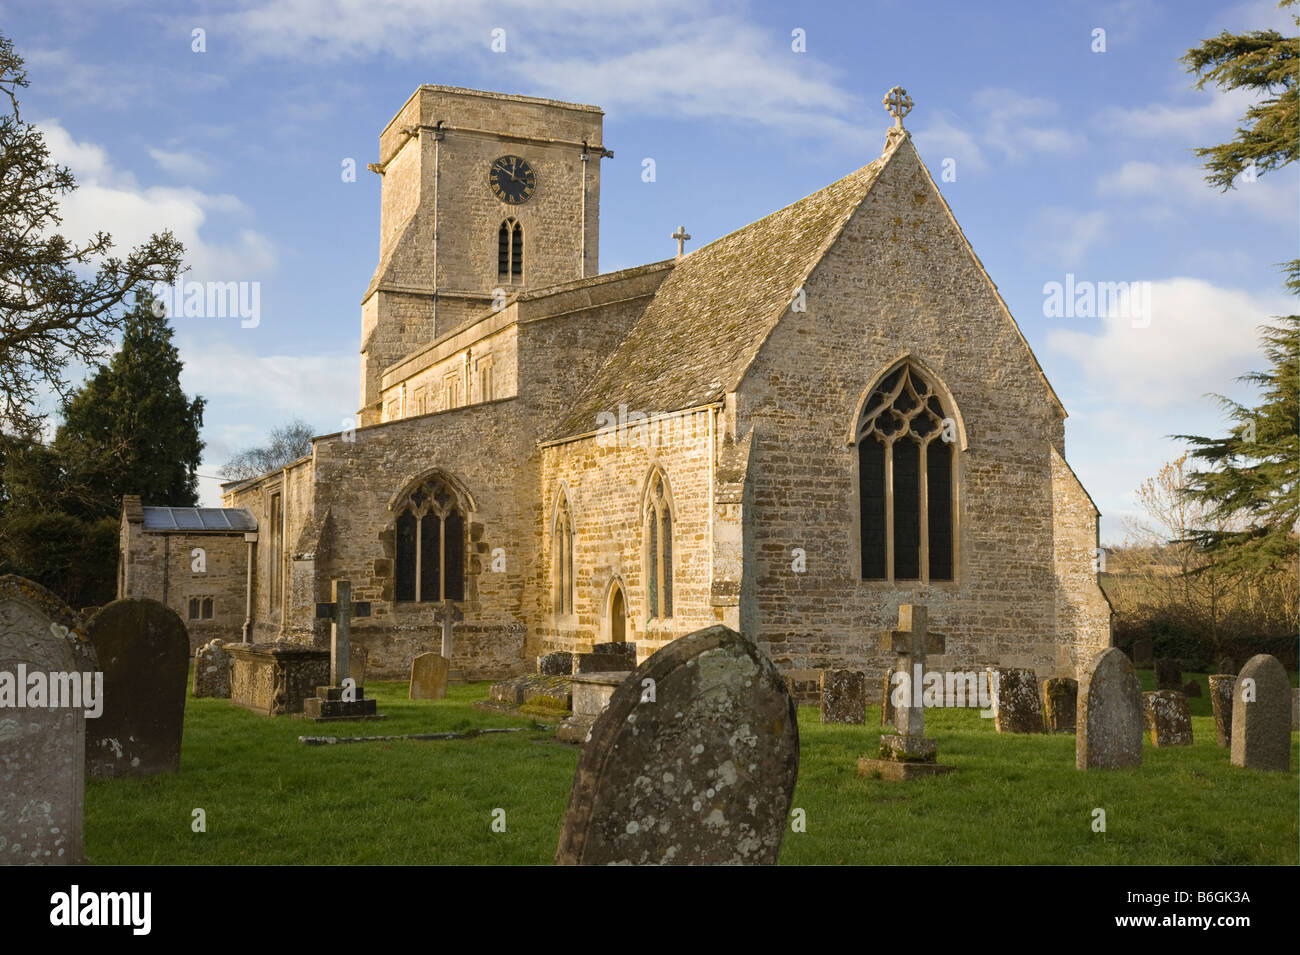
[1174,316,1299,574]
[53,291,205,520]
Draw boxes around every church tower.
[358,86,608,423]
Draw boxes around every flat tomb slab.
[857,758,956,781]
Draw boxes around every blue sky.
[6,0,1297,541]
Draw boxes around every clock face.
[488,155,536,204]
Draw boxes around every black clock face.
[489,155,536,204]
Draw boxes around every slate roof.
[141,507,257,533]
[552,154,889,439]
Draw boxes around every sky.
[4,0,1297,542]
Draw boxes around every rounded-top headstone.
[1076,647,1143,770]
[0,574,97,864]
[555,625,799,865]
[1231,653,1291,772]
[85,598,189,778]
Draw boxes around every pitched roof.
[551,154,890,439]
[141,507,257,533]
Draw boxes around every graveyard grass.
[84,670,1299,865]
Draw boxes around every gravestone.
[859,605,953,780]
[555,625,798,865]
[193,639,232,698]
[1230,654,1290,772]
[1131,639,1154,667]
[1041,677,1077,734]
[1143,690,1193,746]
[303,580,379,720]
[0,575,97,864]
[1216,656,1234,676]
[556,672,630,744]
[409,652,449,700]
[820,669,867,724]
[1182,679,1201,698]
[228,642,329,714]
[1154,658,1182,691]
[537,651,573,676]
[591,642,636,665]
[575,652,631,673]
[986,666,1043,733]
[880,668,896,726]
[1076,647,1143,770]
[1207,673,1235,747]
[85,598,189,778]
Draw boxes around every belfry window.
[857,363,955,583]
[497,219,523,283]
[394,476,466,603]
[644,472,673,619]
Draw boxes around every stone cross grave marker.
[305,580,379,720]
[0,574,97,864]
[433,603,462,661]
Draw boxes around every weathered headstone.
[1132,639,1154,667]
[555,625,798,865]
[85,598,189,778]
[820,669,867,724]
[1216,656,1234,676]
[575,652,631,673]
[1076,647,1143,770]
[1182,678,1201,698]
[1041,677,1077,734]
[193,638,232,698]
[1230,654,1291,772]
[1207,673,1235,747]
[0,575,96,864]
[537,651,573,676]
[880,668,896,726]
[859,605,953,780]
[986,666,1043,733]
[591,641,637,665]
[409,652,449,700]
[1154,657,1182,691]
[1143,690,1193,746]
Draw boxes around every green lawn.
[84,671,1298,865]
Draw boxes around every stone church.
[118,84,1111,691]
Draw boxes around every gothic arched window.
[394,476,466,603]
[644,472,673,619]
[857,363,955,583]
[552,491,574,615]
[497,219,523,283]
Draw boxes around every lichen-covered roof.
[551,156,889,439]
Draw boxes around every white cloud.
[1026,208,1110,264]
[1096,159,1298,222]
[1047,277,1292,411]
[1097,87,1257,140]
[37,119,276,281]
[971,88,1083,158]
[911,111,988,174]
[150,147,216,181]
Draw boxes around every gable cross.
[882,86,913,129]
[879,603,945,738]
[671,225,691,258]
[315,579,371,686]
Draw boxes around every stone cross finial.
[315,579,372,686]
[879,603,946,737]
[672,225,691,257]
[882,86,913,129]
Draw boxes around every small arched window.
[857,363,955,582]
[644,472,673,619]
[394,475,467,603]
[552,491,574,615]
[497,219,523,283]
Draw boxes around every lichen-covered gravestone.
[0,574,97,864]
[1076,647,1143,770]
[880,668,897,726]
[1041,677,1077,734]
[537,651,573,676]
[409,652,449,700]
[193,639,232,698]
[1230,654,1291,772]
[85,598,189,778]
[820,669,866,724]
[1207,673,1235,747]
[1143,690,1192,746]
[986,667,1043,733]
[555,625,798,865]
